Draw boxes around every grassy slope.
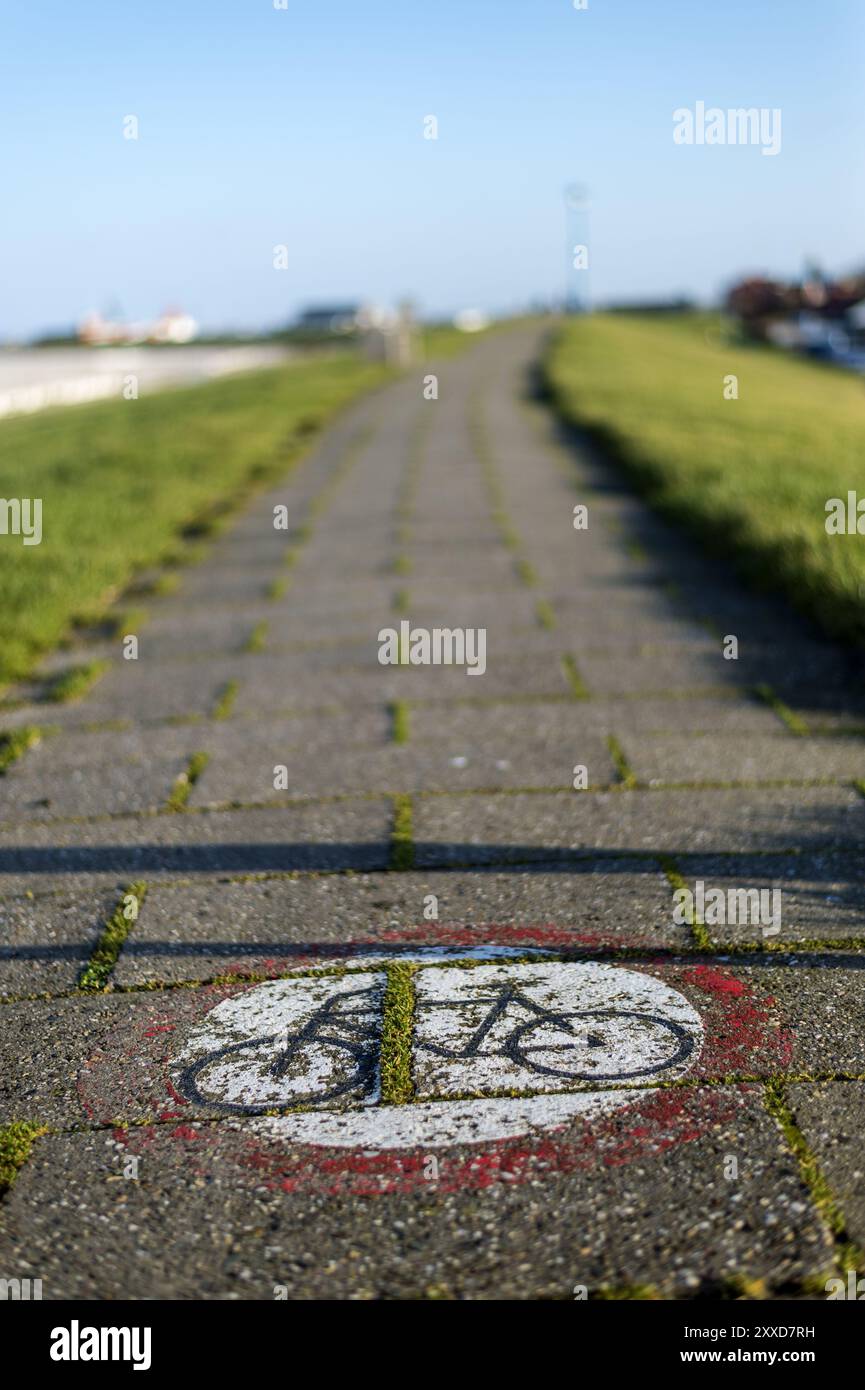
[545,314,865,645]
[0,354,387,689]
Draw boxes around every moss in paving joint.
[514,556,538,587]
[166,752,210,812]
[244,620,268,654]
[379,962,416,1105]
[266,575,289,601]
[393,587,410,615]
[108,607,148,640]
[659,854,713,949]
[606,734,638,789]
[45,660,109,704]
[212,680,239,720]
[393,554,412,576]
[391,700,410,745]
[535,598,556,630]
[390,794,414,869]
[0,1121,49,1198]
[126,572,180,599]
[624,540,649,561]
[763,1078,865,1275]
[0,725,44,774]
[78,882,147,992]
[561,654,590,699]
[592,1284,660,1301]
[754,683,809,736]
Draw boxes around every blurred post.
[362,300,418,366]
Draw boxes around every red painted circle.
[78,931,793,1196]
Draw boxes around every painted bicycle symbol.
[176,973,696,1116]
[178,986,381,1113]
[416,981,696,1081]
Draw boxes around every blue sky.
[2,0,863,338]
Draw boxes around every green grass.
[391,699,410,745]
[77,882,147,992]
[561,653,590,699]
[379,962,416,1104]
[44,659,109,703]
[0,725,44,773]
[535,598,556,630]
[390,794,415,869]
[0,354,388,691]
[166,752,210,811]
[245,620,268,653]
[212,679,239,720]
[606,734,637,789]
[0,1121,48,1197]
[545,314,865,646]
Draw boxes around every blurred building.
[295,305,364,335]
[78,308,198,346]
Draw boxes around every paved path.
[2,326,865,1299]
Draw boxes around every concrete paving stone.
[265,609,400,646]
[773,694,865,732]
[132,610,272,662]
[729,961,865,1076]
[170,565,284,604]
[411,787,865,865]
[575,647,822,698]
[406,554,519,584]
[0,799,393,894]
[49,657,243,725]
[625,732,865,786]
[0,991,182,1126]
[551,587,705,625]
[798,711,865,736]
[0,755,188,824]
[674,852,865,943]
[407,592,540,625]
[114,860,680,984]
[232,654,572,717]
[0,889,116,999]
[9,721,220,772]
[291,552,394,585]
[187,734,616,806]
[0,1088,831,1298]
[9,710,389,793]
[200,539,297,572]
[198,709,390,758]
[552,617,718,648]
[262,638,394,671]
[409,527,503,548]
[410,696,785,742]
[787,1082,865,1258]
[267,579,397,615]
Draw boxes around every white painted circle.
[173,959,703,1149]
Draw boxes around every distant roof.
[298,306,360,323]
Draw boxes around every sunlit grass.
[545,314,865,645]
